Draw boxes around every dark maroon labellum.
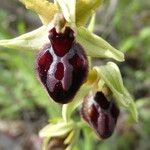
[35,27,88,104]
[81,92,120,139]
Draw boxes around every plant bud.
[47,137,67,150]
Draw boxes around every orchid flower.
[0,1,138,149]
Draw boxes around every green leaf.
[0,25,48,51]
[77,27,124,62]
[20,0,58,24]
[39,120,74,138]
[94,62,138,122]
[62,69,98,122]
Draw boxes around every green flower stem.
[83,127,94,150]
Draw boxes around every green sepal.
[39,120,74,138]
[19,0,102,26]
[39,119,79,150]
[94,62,138,122]
[0,25,48,51]
[77,27,125,62]
[64,128,79,150]
[20,0,58,25]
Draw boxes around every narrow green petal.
[88,14,96,32]
[0,26,48,51]
[77,27,124,62]
[20,0,58,24]
[56,0,76,25]
[94,62,138,122]
[65,129,79,150]
[56,0,102,26]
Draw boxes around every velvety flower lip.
[36,26,89,104]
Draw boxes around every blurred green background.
[0,0,150,150]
